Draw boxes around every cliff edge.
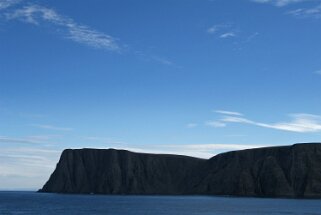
[39,143,321,198]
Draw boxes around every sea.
[0,191,321,215]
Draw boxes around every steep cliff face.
[39,149,205,194]
[193,143,321,198]
[40,143,321,198]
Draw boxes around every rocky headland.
[39,143,321,198]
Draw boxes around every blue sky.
[1,0,321,189]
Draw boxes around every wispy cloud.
[252,0,321,19]
[287,4,321,18]
[207,25,223,34]
[207,24,260,47]
[5,4,120,51]
[134,50,178,67]
[214,110,243,116]
[207,23,238,39]
[216,112,321,133]
[0,136,45,144]
[207,23,232,34]
[152,56,174,66]
[221,116,254,124]
[220,32,236,39]
[315,70,321,75]
[252,0,309,7]
[0,135,61,145]
[0,147,60,189]
[244,32,259,43]
[205,120,226,128]
[186,123,198,128]
[2,2,177,66]
[0,0,21,10]
[30,124,73,131]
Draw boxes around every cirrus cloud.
[0,0,21,10]
[252,0,310,7]
[216,112,321,133]
[5,4,120,51]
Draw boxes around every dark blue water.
[0,192,321,215]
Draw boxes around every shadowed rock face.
[39,143,321,198]
[39,149,206,195]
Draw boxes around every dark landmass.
[39,143,321,198]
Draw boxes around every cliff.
[39,149,205,195]
[39,143,321,198]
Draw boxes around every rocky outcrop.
[39,143,321,198]
[39,149,206,195]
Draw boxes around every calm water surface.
[0,191,321,215]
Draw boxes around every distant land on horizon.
[40,143,321,198]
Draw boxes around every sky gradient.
[1,0,321,190]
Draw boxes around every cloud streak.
[220,32,236,38]
[0,0,21,10]
[206,120,226,128]
[5,4,120,51]
[217,113,321,133]
[0,135,62,145]
[0,136,46,144]
[30,124,73,131]
[214,110,243,116]
[287,4,321,18]
[252,0,309,7]
[186,123,198,128]
[1,1,178,66]
[151,56,174,66]
[207,24,259,47]
[0,147,60,189]
[252,0,321,19]
[207,24,225,34]
[207,23,238,39]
